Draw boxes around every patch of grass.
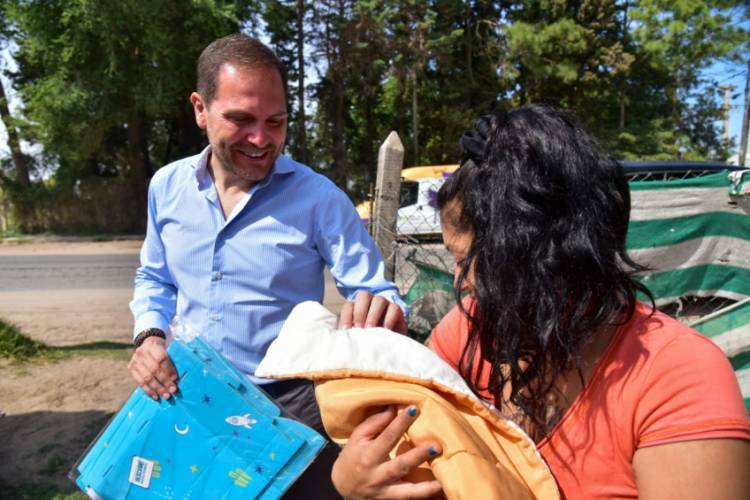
[54,341,132,352]
[0,320,134,367]
[52,341,133,362]
[0,229,27,239]
[0,322,134,365]
[0,319,47,360]
[0,479,86,500]
[37,442,61,456]
[80,412,115,443]
[40,455,67,476]
[74,348,133,362]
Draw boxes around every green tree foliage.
[0,0,746,231]
[303,0,745,201]
[0,318,46,359]
[4,0,250,231]
[263,0,311,164]
[622,0,747,159]
[500,0,747,159]
[502,0,627,148]
[407,0,504,164]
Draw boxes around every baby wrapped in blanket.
[256,301,560,500]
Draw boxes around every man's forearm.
[130,271,178,338]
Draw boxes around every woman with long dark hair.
[332,105,750,498]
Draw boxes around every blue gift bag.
[70,336,325,499]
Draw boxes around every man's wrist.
[134,328,166,348]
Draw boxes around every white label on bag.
[128,456,154,488]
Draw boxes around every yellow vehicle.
[356,164,459,235]
[399,164,459,181]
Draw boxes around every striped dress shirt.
[130,147,404,383]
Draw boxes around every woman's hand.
[331,405,443,499]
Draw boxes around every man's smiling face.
[191,63,287,187]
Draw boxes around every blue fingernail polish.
[428,446,438,457]
[407,406,417,417]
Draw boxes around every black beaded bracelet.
[133,328,166,348]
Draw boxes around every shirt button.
[213,272,223,281]
[210,313,221,321]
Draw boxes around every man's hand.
[331,405,443,499]
[337,291,408,334]
[127,336,178,400]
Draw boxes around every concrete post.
[739,61,750,167]
[373,131,404,280]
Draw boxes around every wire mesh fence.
[364,162,750,341]
[659,296,739,325]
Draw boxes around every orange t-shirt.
[431,299,750,499]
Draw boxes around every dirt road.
[0,238,347,493]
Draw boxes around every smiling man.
[127,34,406,498]
[191,61,287,196]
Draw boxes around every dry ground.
[0,239,346,496]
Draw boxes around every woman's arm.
[633,439,750,499]
[331,405,443,499]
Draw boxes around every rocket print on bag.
[225,414,258,429]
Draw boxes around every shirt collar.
[193,146,212,189]
[192,145,295,189]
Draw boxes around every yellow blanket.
[256,302,559,499]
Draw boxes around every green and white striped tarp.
[628,171,750,305]
[690,298,750,412]
[628,169,750,411]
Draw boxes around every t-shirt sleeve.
[635,331,750,448]
[431,301,472,371]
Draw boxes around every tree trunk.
[127,116,150,233]
[739,61,750,167]
[176,102,204,160]
[0,80,30,188]
[364,94,378,186]
[296,0,309,165]
[464,2,474,84]
[0,78,35,231]
[330,0,349,187]
[411,68,419,165]
[394,69,409,161]
[332,74,348,186]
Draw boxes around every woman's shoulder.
[617,301,727,363]
[607,302,749,446]
[610,301,738,398]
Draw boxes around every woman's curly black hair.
[437,104,653,432]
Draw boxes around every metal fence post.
[373,131,404,281]
[0,186,6,232]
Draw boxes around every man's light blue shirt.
[130,147,405,383]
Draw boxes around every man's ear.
[190,92,208,129]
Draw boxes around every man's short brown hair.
[196,33,287,106]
